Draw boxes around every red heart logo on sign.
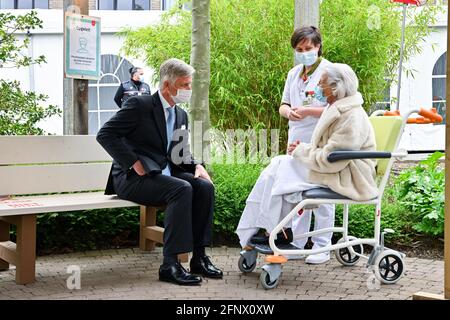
[92,20,96,27]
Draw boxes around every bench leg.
[139,206,188,263]
[15,215,36,285]
[140,206,157,251]
[0,220,9,271]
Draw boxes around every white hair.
[323,63,359,99]
[159,58,195,89]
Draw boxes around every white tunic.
[236,59,331,248]
[282,58,331,144]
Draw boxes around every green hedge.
[34,207,140,255]
[24,160,441,254]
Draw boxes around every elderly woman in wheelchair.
[237,63,409,289]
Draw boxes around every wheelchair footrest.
[254,243,299,255]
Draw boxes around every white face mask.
[295,50,319,66]
[172,88,192,104]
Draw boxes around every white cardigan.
[292,92,379,201]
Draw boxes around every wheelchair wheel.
[373,249,405,284]
[238,255,257,273]
[259,269,280,290]
[335,236,363,266]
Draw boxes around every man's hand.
[194,164,213,184]
[132,160,147,176]
[287,140,301,155]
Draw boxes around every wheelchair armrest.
[327,150,391,163]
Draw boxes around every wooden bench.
[0,135,187,285]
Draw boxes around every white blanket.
[235,155,325,247]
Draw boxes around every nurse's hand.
[286,108,303,121]
[294,106,310,119]
[287,140,301,155]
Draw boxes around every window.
[88,54,135,135]
[432,52,446,124]
[97,0,150,10]
[162,0,191,10]
[427,0,448,5]
[0,0,48,9]
[162,0,177,10]
[370,81,392,114]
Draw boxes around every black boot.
[250,228,293,246]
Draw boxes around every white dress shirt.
[158,90,176,176]
[158,90,176,120]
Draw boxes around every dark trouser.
[113,168,214,257]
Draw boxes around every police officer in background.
[114,67,152,108]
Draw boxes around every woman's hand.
[294,106,310,119]
[286,108,303,121]
[287,140,301,155]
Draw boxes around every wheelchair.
[237,108,443,290]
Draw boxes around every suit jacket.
[97,91,202,195]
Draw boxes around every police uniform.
[114,80,151,108]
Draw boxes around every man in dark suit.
[96,58,222,286]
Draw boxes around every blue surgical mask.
[295,50,318,66]
[314,86,328,104]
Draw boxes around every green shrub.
[395,152,444,236]
[212,163,265,235]
[35,207,140,254]
[334,184,418,244]
[0,80,60,135]
[0,11,59,135]
[320,0,440,110]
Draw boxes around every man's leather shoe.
[190,256,223,279]
[159,262,202,285]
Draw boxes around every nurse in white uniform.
[236,26,335,264]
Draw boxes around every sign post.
[63,1,100,135]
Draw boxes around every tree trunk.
[294,0,320,29]
[190,0,211,164]
[63,0,89,135]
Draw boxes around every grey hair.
[159,58,195,88]
[323,63,359,100]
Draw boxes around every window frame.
[370,79,392,114]
[432,52,446,125]
[88,55,135,134]
[96,0,151,10]
[0,0,49,9]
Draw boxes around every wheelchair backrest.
[369,116,403,177]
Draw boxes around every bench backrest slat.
[0,163,112,195]
[0,136,114,196]
[0,135,110,165]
